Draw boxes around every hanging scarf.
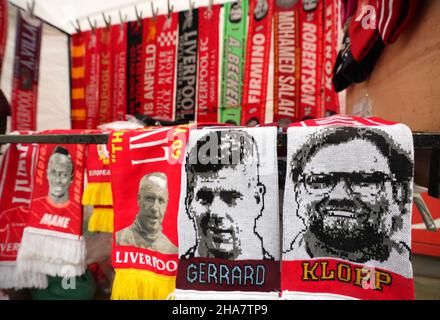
[70,32,87,129]
[282,115,415,300]
[0,0,8,78]
[298,0,324,120]
[0,137,48,289]
[273,1,300,127]
[97,27,113,126]
[219,1,248,125]
[111,23,127,122]
[127,21,143,116]
[196,5,220,123]
[141,18,157,117]
[154,13,179,121]
[173,126,280,299]
[84,30,100,129]
[323,0,340,117]
[175,9,199,122]
[11,10,42,131]
[241,0,274,126]
[83,142,114,233]
[110,124,194,300]
[17,130,86,277]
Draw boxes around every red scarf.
[111,23,127,122]
[11,10,43,131]
[98,27,113,125]
[323,0,340,116]
[0,0,8,77]
[17,130,86,277]
[241,0,274,126]
[110,124,194,299]
[274,1,301,127]
[127,21,143,115]
[196,5,220,123]
[84,30,100,129]
[141,18,157,117]
[0,141,37,263]
[0,135,48,289]
[154,13,179,121]
[298,0,324,120]
[70,32,87,129]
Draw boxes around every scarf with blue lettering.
[173,126,280,299]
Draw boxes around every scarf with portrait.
[17,130,86,278]
[0,133,48,289]
[110,125,194,300]
[173,126,280,299]
[282,115,415,300]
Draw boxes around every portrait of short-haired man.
[283,127,413,274]
[181,129,276,261]
[116,172,177,254]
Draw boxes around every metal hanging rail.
[0,131,438,147]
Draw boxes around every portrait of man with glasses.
[283,126,413,270]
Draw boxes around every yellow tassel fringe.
[88,207,114,233]
[111,268,176,300]
[82,182,113,206]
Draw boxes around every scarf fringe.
[82,182,113,206]
[111,268,176,300]
[171,289,281,300]
[88,206,114,233]
[16,227,86,277]
[0,263,48,289]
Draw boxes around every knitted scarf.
[0,136,47,289]
[298,0,324,120]
[196,5,220,123]
[174,126,280,299]
[175,9,199,122]
[219,0,248,125]
[141,17,157,118]
[323,0,340,117]
[127,21,143,116]
[241,0,274,126]
[0,0,7,77]
[282,115,415,300]
[97,27,113,126]
[17,130,86,277]
[111,23,127,122]
[154,13,179,121]
[110,124,194,300]
[11,9,43,131]
[84,30,100,129]
[70,32,87,129]
[273,0,301,127]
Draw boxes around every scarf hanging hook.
[167,0,173,19]
[134,5,143,26]
[70,19,81,34]
[150,2,158,20]
[87,16,97,33]
[102,12,111,29]
[208,0,213,13]
[118,10,127,24]
[26,0,35,18]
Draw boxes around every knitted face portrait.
[287,127,413,264]
[229,2,243,23]
[185,130,266,260]
[136,173,169,241]
[46,147,73,204]
[254,0,269,21]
